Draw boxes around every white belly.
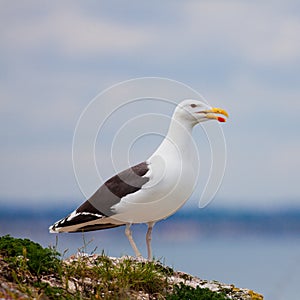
[111,153,198,224]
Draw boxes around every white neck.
[152,117,196,160]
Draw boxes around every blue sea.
[1,204,300,300]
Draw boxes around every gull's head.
[174,99,229,126]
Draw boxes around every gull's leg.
[146,222,155,261]
[125,223,142,258]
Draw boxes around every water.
[1,209,300,300]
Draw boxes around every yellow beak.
[209,107,229,117]
[206,107,229,122]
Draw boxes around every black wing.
[50,162,149,232]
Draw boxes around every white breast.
[111,136,198,224]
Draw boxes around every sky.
[1,0,300,210]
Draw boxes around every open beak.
[205,107,229,122]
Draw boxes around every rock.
[0,252,263,299]
[63,254,263,299]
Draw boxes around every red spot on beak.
[217,116,226,122]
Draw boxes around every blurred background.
[1,1,300,299]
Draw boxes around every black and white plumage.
[49,100,228,260]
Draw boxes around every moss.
[166,282,228,300]
[0,235,60,280]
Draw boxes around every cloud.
[0,0,300,207]
[2,1,300,66]
[180,1,300,65]
[0,1,153,58]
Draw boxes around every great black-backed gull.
[49,100,228,260]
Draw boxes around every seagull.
[49,100,228,260]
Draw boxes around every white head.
[173,99,229,126]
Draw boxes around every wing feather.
[49,162,149,233]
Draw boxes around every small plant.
[167,282,228,300]
[0,234,60,280]
[62,254,169,298]
[34,282,79,300]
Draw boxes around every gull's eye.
[190,104,197,108]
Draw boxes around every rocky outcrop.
[0,253,263,299]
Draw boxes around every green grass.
[0,235,170,299]
[0,235,234,299]
[62,254,170,299]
